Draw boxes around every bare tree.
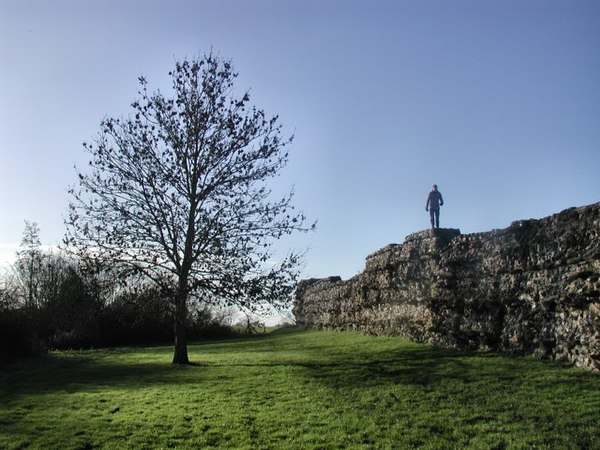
[15,221,43,309]
[66,53,313,364]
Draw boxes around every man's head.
[432,184,438,191]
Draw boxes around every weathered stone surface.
[294,203,600,371]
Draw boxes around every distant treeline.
[0,248,238,359]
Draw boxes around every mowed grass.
[1,328,599,449]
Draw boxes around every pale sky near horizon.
[1,0,599,280]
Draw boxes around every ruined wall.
[293,203,600,371]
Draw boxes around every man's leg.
[429,210,435,229]
[434,209,440,228]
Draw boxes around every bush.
[0,307,44,359]
[1,257,242,354]
[187,306,238,340]
[95,290,173,347]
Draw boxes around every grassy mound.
[1,328,599,449]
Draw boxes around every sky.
[1,0,599,281]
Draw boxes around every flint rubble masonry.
[294,203,600,371]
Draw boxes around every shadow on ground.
[1,328,597,402]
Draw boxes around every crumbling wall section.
[294,203,600,370]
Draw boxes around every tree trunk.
[172,290,190,364]
[173,198,197,365]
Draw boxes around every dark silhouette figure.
[426,184,444,229]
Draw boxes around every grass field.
[1,328,599,449]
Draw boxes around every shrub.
[0,307,44,359]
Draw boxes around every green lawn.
[1,328,599,449]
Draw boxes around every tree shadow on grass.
[300,344,599,392]
[0,340,468,403]
[189,334,598,398]
[2,330,597,405]
[0,351,208,403]
[295,345,475,391]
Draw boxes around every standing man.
[425,184,444,229]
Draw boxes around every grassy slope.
[1,328,599,449]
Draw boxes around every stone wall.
[293,203,600,371]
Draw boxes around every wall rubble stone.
[293,203,600,371]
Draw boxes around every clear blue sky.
[1,0,599,279]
